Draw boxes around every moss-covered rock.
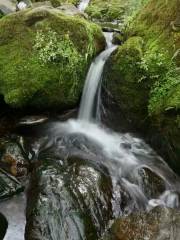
[86,0,148,24]
[105,0,180,172]
[31,0,79,7]
[0,6,105,110]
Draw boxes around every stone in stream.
[25,152,113,240]
[18,115,48,126]
[0,137,28,177]
[0,212,8,239]
[0,169,24,200]
[136,167,166,199]
[103,207,180,240]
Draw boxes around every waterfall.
[49,28,180,225]
[78,33,117,121]
[78,0,91,12]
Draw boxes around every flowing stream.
[50,32,180,215]
[79,33,117,121]
[2,30,180,240]
[2,23,180,240]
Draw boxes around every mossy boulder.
[105,0,180,172]
[31,0,79,7]
[0,6,105,110]
[86,0,148,23]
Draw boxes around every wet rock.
[0,212,8,239]
[18,115,48,126]
[136,167,166,199]
[0,168,24,200]
[0,138,28,177]
[25,152,113,240]
[102,27,121,33]
[103,207,180,240]
[112,32,122,45]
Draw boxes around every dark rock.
[25,152,113,240]
[18,115,48,126]
[136,167,166,199]
[0,212,8,239]
[0,168,24,200]
[0,138,28,177]
[112,32,122,45]
[102,27,121,33]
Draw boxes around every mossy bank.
[0,6,105,110]
[105,0,180,172]
[86,0,148,23]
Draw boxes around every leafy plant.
[33,29,85,95]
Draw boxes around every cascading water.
[79,33,117,121]
[25,29,180,240]
[78,0,91,12]
[50,31,180,214]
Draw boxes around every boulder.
[0,212,8,239]
[103,207,180,240]
[0,6,105,110]
[25,153,113,240]
[0,168,24,200]
[0,137,28,177]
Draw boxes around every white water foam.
[77,0,91,12]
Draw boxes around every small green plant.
[138,49,171,82]
[148,69,180,114]
[34,29,85,95]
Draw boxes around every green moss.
[0,7,104,109]
[106,0,180,170]
[105,37,150,127]
[86,0,148,23]
[31,0,79,7]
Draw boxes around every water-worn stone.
[0,169,24,200]
[103,207,180,240]
[25,146,113,240]
[0,138,28,177]
[0,212,8,239]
